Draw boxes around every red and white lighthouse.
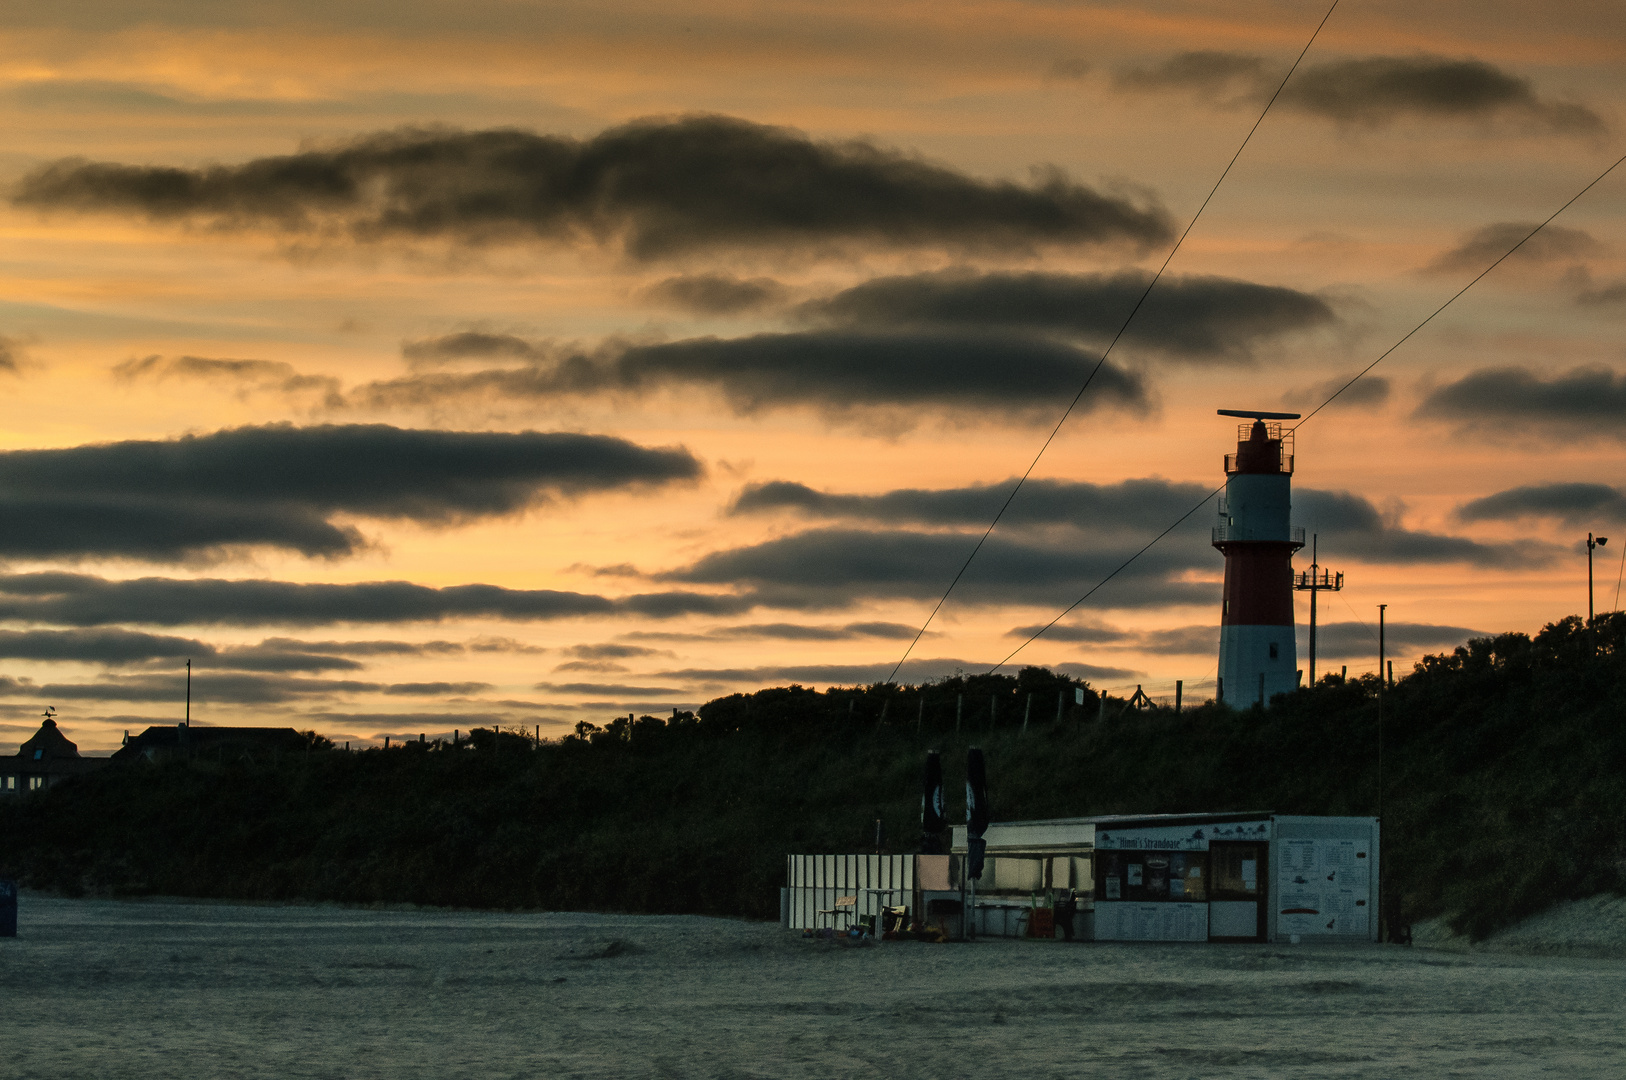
[1213,410,1305,707]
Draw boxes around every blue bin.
[0,878,15,937]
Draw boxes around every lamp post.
[1588,533,1609,625]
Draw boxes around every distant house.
[113,723,311,764]
[0,715,107,796]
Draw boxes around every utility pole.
[1292,534,1343,688]
[1378,605,1386,690]
[1377,603,1386,819]
[1588,532,1609,627]
[185,659,191,727]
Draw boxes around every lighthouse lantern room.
[1213,410,1305,707]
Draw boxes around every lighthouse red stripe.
[1219,543,1296,626]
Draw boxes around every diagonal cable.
[884,0,1343,683]
[990,146,1626,673]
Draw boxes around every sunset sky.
[2,0,1624,753]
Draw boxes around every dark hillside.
[3,615,1624,939]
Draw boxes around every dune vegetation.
[2,614,1624,940]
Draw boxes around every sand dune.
[3,895,1624,1078]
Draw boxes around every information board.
[1275,838,1370,937]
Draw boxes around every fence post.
[1175,680,1183,714]
[1022,693,1032,734]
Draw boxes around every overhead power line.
[884,0,1343,683]
[990,145,1626,674]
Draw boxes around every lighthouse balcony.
[1212,523,1306,547]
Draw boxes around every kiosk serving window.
[1097,851,1208,902]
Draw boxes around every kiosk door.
[1208,841,1266,942]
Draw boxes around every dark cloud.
[0,423,700,561]
[0,628,205,666]
[659,527,1215,609]
[1115,52,1602,133]
[400,332,546,367]
[1415,366,1626,440]
[1007,621,1214,655]
[1425,223,1603,275]
[204,646,365,673]
[1456,483,1626,526]
[640,274,788,315]
[1282,374,1390,411]
[720,477,1535,609]
[1285,57,1603,131]
[256,637,467,657]
[552,660,629,673]
[652,659,992,687]
[729,476,1210,530]
[620,621,920,643]
[0,627,366,673]
[564,643,666,660]
[1046,58,1093,81]
[1054,662,1142,683]
[1577,280,1626,306]
[0,336,26,374]
[533,682,686,696]
[0,672,381,704]
[113,354,342,403]
[382,682,491,696]
[371,330,1148,423]
[1006,623,1129,644]
[1136,625,1219,655]
[1300,621,1481,658]
[1114,51,1272,99]
[712,621,919,641]
[14,115,1173,259]
[1295,488,1548,568]
[795,270,1334,362]
[0,571,750,627]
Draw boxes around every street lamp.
[1588,533,1609,625]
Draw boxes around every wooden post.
[1175,680,1183,714]
[1097,692,1105,724]
[1055,690,1064,724]
[916,698,923,733]
[1022,693,1031,734]
[956,694,962,733]
[990,694,996,729]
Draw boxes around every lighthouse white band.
[1218,624,1298,706]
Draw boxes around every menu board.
[1276,838,1371,937]
[1093,902,1209,942]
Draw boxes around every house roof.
[112,724,307,760]
[16,718,80,761]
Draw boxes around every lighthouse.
[1213,410,1305,707]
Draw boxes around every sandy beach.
[3,895,1624,1079]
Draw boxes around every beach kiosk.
[952,812,1379,943]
